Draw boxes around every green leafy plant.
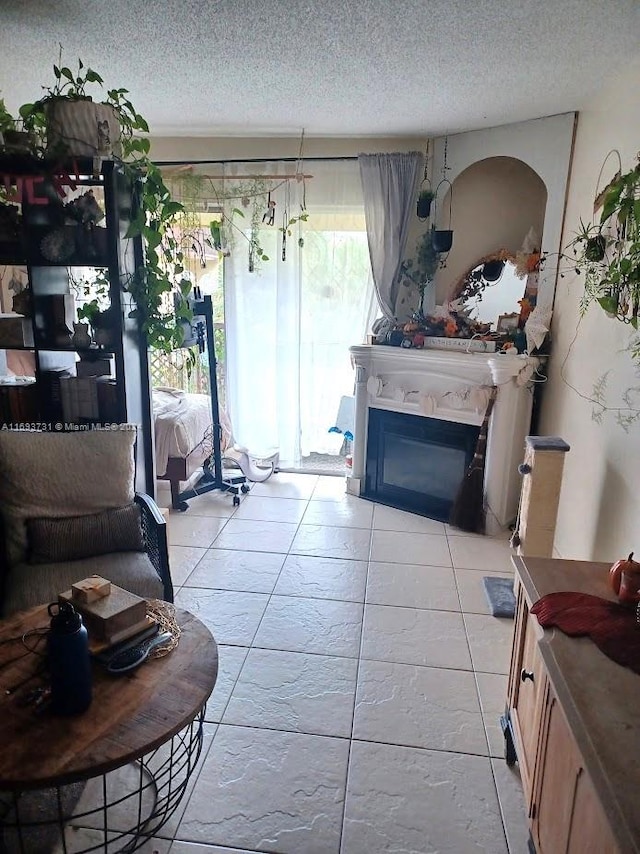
[15,54,192,354]
[0,96,15,134]
[70,269,111,326]
[18,56,149,157]
[567,161,640,331]
[279,211,309,236]
[399,228,440,315]
[123,161,193,352]
[207,209,270,265]
[416,187,434,220]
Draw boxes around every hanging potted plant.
[431,180,454,254]
[481,259,506,282]
[432,226,453,254]
[416,186,434,221]
[566,160,640,332]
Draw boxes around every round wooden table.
[0,604,218,852]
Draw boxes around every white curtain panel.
[225,160,375,468]
[358,151,423,319]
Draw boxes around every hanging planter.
[417,186,434,221]
[584,233,607,262]
[432,139,454,258]
[432,227,453,254]
[481,259,506,282]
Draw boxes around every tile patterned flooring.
[76,473,532,853]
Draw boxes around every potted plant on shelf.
[18,57,148,159]
[14,55,193,355]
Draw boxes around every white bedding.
[152,388,215,477]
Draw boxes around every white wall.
[538,60,640,561]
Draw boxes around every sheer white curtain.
[225,160,375,468]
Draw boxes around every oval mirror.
[453,251,533,332]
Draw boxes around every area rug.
[482,576,516,618]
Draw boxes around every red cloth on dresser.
[531,591,640,675]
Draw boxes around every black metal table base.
[0,707,205,853]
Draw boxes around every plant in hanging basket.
[565,162,640,332]
[416,188,434,221]
[431,228,453,253]
[481,259,505,282]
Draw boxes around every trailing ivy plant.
[123,157,193,352]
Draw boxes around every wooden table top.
[0,605,218,790]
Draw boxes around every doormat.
[482,576,516,618]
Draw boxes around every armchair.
[0,428,173,618]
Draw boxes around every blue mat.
[482,576,516,618]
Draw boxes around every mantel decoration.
[390,229,544,353]
[398,228,439,318]
[0,53,193,355]
[564,151,640,360]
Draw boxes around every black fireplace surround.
[364,407,480,522]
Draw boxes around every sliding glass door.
[224,160,375,470]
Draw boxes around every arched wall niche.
[433,156,547,304]
[428,114,576,317]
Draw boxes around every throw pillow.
[27,504,144,564]
[0,428,137,568]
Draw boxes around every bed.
[152,387,233,509]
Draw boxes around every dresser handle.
[521,668,535,683]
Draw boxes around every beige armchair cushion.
[0,429,136,569]
[2,552,163,617]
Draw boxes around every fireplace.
[347,345,539,531]
[365,408,480,521]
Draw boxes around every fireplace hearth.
[347,345,539,531]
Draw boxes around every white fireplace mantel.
[347,344,539,529]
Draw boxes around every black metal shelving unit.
[0,156,154,495]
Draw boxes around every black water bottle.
[47,601,93,715]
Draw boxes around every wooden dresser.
[506,555,640,854]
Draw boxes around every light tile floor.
[86,474,532,853]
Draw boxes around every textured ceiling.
[1,0,639,138]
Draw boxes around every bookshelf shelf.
[0,156,154,494]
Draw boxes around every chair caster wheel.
[233,496,240,506]
[176,502,189,512]
[241,484,250,494]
